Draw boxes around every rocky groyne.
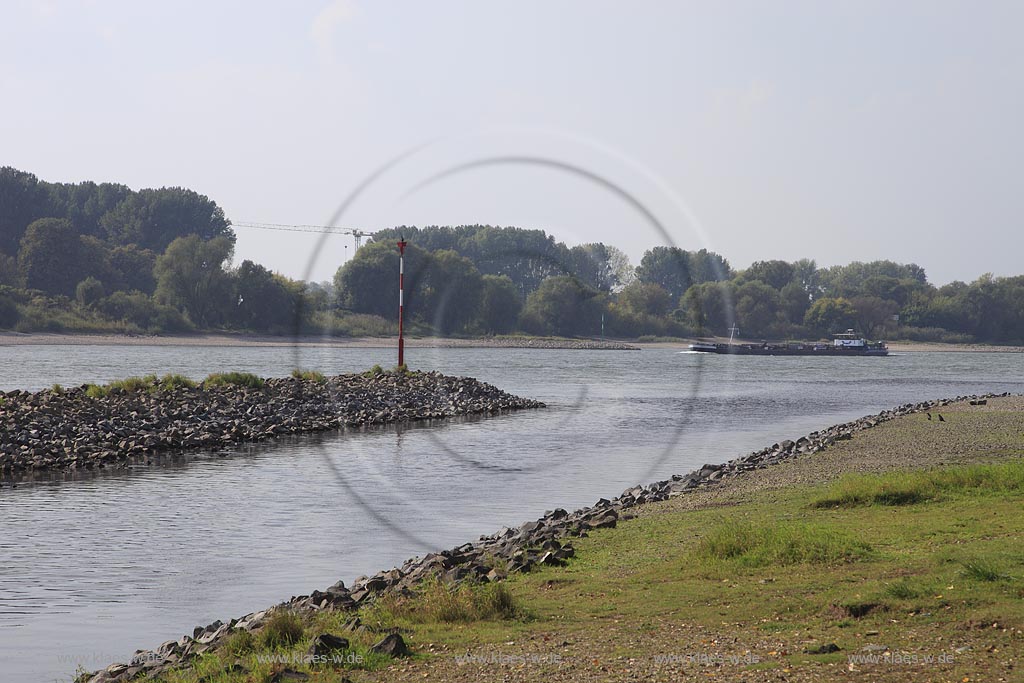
[0,371,544,476]
[80,392,1010,683]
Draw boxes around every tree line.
[2,166,1022,344]
[339,228,1024,344]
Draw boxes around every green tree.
[735,280,781,337]
[0,167,51,256]
[742,260,795,290]
[75,277,105,308]
[0,295,19,329]
[335,240,431,318]
[636,247,731,300]
[680,280,735,334]
[635,246,693,300]
[849,296,898,338]
[462,226,570,295]
[107,245,157,294]
[17,218,87,296]
[232,260,297,332]
[47,180,132,239]
[100,187,233,252]
[569,243,633,292]
[687,248,733,284]
[605,245,636,291]
[820,260,929,299]
[154,235,235,327]
[617,281,672,317]
[779,281,810,325]
[478,274,522,334]
[803,297,857,335]
[0,253,21,287]
[373,225,570,296]
[792,258,822,299]
[418,249,485,334]
[520,276,603,337]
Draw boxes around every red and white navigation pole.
[397,236,407,367]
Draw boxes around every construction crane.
[231,221,377,253]
[351,229,370,251]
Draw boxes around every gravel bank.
[0,371,543,476]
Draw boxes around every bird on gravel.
[938,414,945,422]
[927,413,932,420]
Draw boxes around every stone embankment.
[0,371,543,476]
[81,392,1009,683]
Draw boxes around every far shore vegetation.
[3,165,1024,345]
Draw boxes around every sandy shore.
[1,331,1020,352]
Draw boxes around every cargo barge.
[689,330,889,356]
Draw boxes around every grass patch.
[202,372,265,390]
[364,364,384,377]
[83,375,158,397]
[884,578,925,599]
[961,556,1013,582]
[811,460,1024,508]
[290,369,326,383]
[221,629,255,657]
[158,373,197,391]
[109,375,158,393]
[371,579,520,624]
[257,610,305,649]
[692,520,873,567]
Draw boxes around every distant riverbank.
[0,331,639,350]
[4,330,1023,352]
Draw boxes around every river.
[1,344,1022,682]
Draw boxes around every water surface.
[1,344,1021,682]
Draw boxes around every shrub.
[158,373,197,391]
[0,296,19,329]
[222,629,255,656]
[202,372,265,389]
[364,364,384,378]
[290,369,326,383]
[107,375,158,393]
[375,579,519,624]
[84,384,107,398]
[884,579,924,599]
[258,610,305,649]
[75,277,105,308]
[961,557,1011,582]
[96,291,192,333]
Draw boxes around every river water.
[0,344,1022,682]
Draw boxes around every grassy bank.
[104,399,1024,683]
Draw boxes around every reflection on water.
[0,345,1022,682]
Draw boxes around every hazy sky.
[2,1,1021,285]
